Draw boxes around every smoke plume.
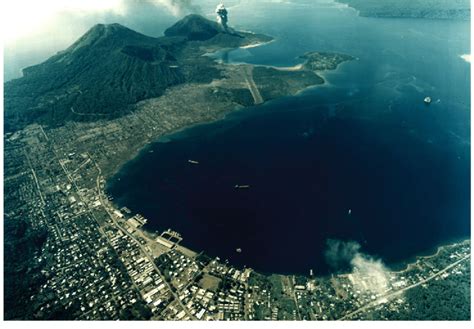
[325,239,390,296]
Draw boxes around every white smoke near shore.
[349,252,390,296]
[324,239,361,269]
[325,239,390,296]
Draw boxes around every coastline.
[387,236,471,273]
[105,105,470,279]
[203,38,275,62]
[103,32,275,181]
[5,9,471,320]
[320,238,471,282]
[239,38,275,49]
[101,27,466,282]
[104,41,356,181]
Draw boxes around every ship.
[424,96,432,104]
[188,159,199,164]
[234,184,250,189]
[236,248,242,253]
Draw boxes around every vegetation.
[211,87,255,107]
[337,0,470,20]
[252,66,323,101]
[4,23,187,132]
[367,265,471,320]
[301,52,354,71]
[119,301,153,320]
[4,218,48,319]
[4,15,271,132]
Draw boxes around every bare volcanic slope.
[164,14,224,41]
[4,15,272,132]
[164,13,271,47]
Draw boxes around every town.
[4,121,470,320]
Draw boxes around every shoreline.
[203,38,275,62]
[106,133,471,279]
[321,238,471,282]
[101,28,466,281]
[387,236,471,273]
[239,38,275,49]
[103,33,275,181]
[133,216,471,278]
[104,44,357,181]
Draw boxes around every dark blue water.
[107,1,470,275]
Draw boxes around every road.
[290,276,302,320]
[48,136,195,320]
[92,161,196,320]
[338,254,471,320]
[23,149,45,205]
[242,65,264,105]
[70,106,109,116]
[51,147,149,301]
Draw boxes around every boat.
[236,248,242,253]
[424,96,432,104]
[188,159,199,164]
[234,184,250,189]
[348,209,352,215]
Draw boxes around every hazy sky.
[3,0,211,42]
[2,0,292,81]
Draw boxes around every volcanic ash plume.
[216,3,229,30]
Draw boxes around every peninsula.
[4,14,352,134]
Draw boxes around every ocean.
[107,0,470,275]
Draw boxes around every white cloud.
[1,0,202,43]
[2,0,126,42]
[151,0,202,17]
